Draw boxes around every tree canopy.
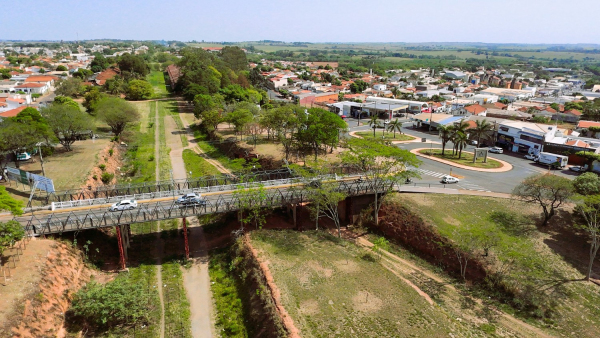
[95,97,139,138]
[41,103,91,151]
[513,174,574,226]
[127,80,154,100]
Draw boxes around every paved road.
[346,117,578,194]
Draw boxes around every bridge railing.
[48,174,355,211]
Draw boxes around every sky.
[3,0,600,44]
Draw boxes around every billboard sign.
[5,167,55,193]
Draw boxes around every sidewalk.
[397,185,512,199]
[411,148,513,173]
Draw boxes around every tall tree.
[41,103,91,151]
[386,118,402,138]
[95,97,139,138]
[575,195,600,281]
[55,77,83,97]
[472,118,493,146]
[127,80,154,100]
[513,174,574,226]
[117,53,150,79]
[438,124,454,156]
[368,115,381,137]
[341,138,419,225]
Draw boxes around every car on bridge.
[109,199,138,212]
[175,193,206,206]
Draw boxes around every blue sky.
[4,0,600,43]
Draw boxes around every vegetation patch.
[147,70,169,98]
[162,259,192,338]
[209,249,249,337]
[355,131,415,141]
[418,148,503,169]
[182,149,221,177]
[123,102,156,182]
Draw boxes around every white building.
[497,121,563,154]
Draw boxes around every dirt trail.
[154,101,166,338]
[167,101,215,338]
[356,236,553,338]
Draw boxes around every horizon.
[3,0,600,44]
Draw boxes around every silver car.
[109,199,138,212]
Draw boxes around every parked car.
[489,147,503,154]
[17,152,31,161]
[524,154,538,161]
[569,164,588,172]
[393,113,405,117]
[109,199,138,212]
[176,193,206,206]
[441,175,459,184]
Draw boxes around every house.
[14,82,49,94]
[464,104,487,116]
[0,106,27,120]
[24,75,58,86]
[373,84,387,91]
[94,68,119,86]
[165,64,181,87]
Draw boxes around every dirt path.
[167,101,215,338]
[356,236,552,338]
[154,101,166,338]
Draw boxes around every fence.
[1,236,32,285]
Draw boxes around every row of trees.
[0,96,138,168]
[232,138,419,237]
[438,119,494,158]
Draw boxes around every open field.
[250,230,477,337]
[391,193,600,336]
[418,148,503,169]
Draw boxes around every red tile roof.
[565,139,590,148]
[24,75,58,83]
[577,121,600,129]
[15,83,46,88]
[565,109,582,116]
[0,106,27,118]
[465,104,487,115]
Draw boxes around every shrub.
[100,172,114,184]
[69,276,153,329]
[41,145,54,157]
[148,155,155,162]
[92,175,98,181]
[98,164,107,172]
[0,220,25,254]
[31,93,41,99]
[108,149,114,157]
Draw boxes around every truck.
[536,152,568,169]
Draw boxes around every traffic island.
[353,131,416,141]
[412,148,512,172]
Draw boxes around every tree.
[117,53,149,79]
[386,118,402,138]
[183,84,209,102]
[225,109,253,140]
[306,182,347,238]
[90,53,110,73]
[297,108,347,161]
[472,118,493,146]
[371,236,390,260]
[55,77,83,97]
[95,97,139,138]
[193,93,223,118]
[574,172,600,195]
[232,182,269,230]
[103,76,128,95]
[127,80,154,100]
[575,195,600,281]
[341,138,419,225]
[454,131,468,159]
[0,220,25,256]
[83,87,107,114]
[368,115,381,137]
[198,109,222,135]
[246,121,264,148]
[0,69,11,79]
[53,96,79,110]
[438,125,454,156]
[0,119,41,168]
[56,65,68,71]
[220,46,248,72]
[513,174,574,226]
[41,103,91,151]
[350,79,368,93]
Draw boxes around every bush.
[92,175,98,181]
[41,145,54,157]
[0,220,25,254]
[69,276,153,330]
[98,164,107,172]
[108,149,114,157]
[148,155,155,162]
[31,93,41,99]
[100,172,114,184]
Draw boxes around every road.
[345,116,578,194]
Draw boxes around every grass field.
[392,194,600,336]
[157,101,172,181]
[147,70,169,98]
[126,102,157,183]
[250,230,475,337]
[355,131,415,141]
[182,149,221,177]
[193,129,245,172]
[418,148,503,169]
[162,260,192,338]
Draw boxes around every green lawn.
[157,101,172,181]
[124,102,157,183]
[193,128,245,172]
[390,194,600,336]
[147,71,169,98]
[418,148,503,169]
[162,260,192,338]
[182,149,221,177]
[250,230,474,337]
[355,131,415,141]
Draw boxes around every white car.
[569,165,588,172]
[489,147,503,154]
[109,199,138,212]
[524,154,538,161]
[441,175,459,184]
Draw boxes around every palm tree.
[438,125,454,155]
[472,119,493,146]
[368,115,381,137]
[454,131,469,159]
[386,118,403,138]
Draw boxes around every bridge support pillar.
[182,217,190,260]
[115,224,128,271]
[345,196,354,225]
[292,204,297,229]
